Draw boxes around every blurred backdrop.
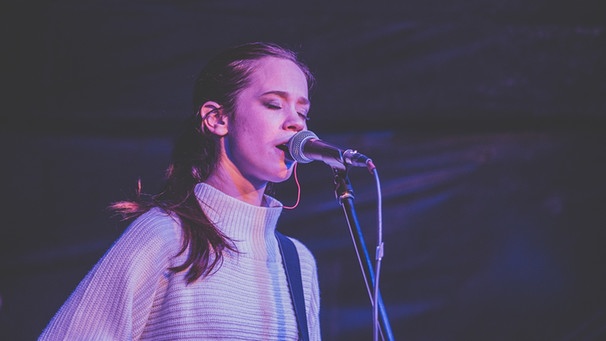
[2,1,605,340]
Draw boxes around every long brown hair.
[111,42,315,284]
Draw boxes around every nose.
[284,108,306,132]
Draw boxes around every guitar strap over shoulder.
[275,231,310,341]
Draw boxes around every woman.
[39,42,321,340]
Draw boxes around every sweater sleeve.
[38,208,181,341]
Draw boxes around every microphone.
[285,130,375,171]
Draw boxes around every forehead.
[247,57,309,97]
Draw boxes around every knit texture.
[39,183,321,340]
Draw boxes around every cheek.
[232,109,264,134]
[226,126,261,161]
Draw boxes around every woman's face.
[225,56,310,187]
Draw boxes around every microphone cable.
[345,160,390,341]
[372,166,384,341]
[284,162,302,210]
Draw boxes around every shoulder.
[286,236,317,269]
[109,207,183,261]
[124,208,181,243]
[284,235,320,308]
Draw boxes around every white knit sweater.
[39,183,321,340]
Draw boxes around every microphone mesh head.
[287,130,318,163]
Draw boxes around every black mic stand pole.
[333,167,395,341]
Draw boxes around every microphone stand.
[333,167,394,341]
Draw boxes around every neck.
[205,165,267,206]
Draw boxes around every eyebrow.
[261,90,310,106]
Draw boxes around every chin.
[270,174,291,184]
[269,167,294,183]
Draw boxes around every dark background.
[2,1,605,340]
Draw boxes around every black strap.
[275,231,310,341]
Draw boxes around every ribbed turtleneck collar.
[193,182,284,260]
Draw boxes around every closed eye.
[265,102,282,110]
[263,99,309,121]
[298,112,310,121]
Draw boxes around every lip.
[275,134,294,152]
[276,143,295,162]
[275,137,295,162]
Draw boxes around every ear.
[200,101,228,136]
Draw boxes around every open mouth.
[276,144,294,161]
